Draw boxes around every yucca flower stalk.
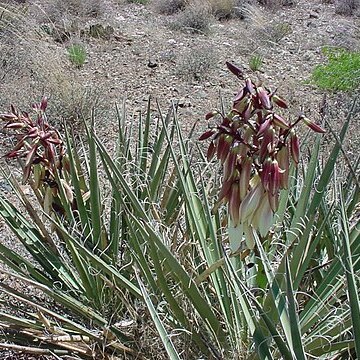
[200,62,325,250]
[1,98,65,183]
[0,98,74,216]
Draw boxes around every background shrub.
[153,0,187,14]
[208,0,236,19]
[41,0,104,19]
[172,1,213,33]
[335,0,360,16]
[176,45,217,81]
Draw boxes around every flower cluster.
[200,62,325,250]
[0,97,65,186]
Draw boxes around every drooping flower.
[199,62,326,250]
[1,97,65,185]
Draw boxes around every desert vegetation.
[0,0,359,359]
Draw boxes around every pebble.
[309,11,319,19]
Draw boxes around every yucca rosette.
[200,62,325,251]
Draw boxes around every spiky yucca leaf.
[0,95,359,359]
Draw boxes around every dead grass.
[153,0,187,14]
[0,3,100,130]
[258,0,298,7]
[39,0,105,19]
[335,0,360,16]
[171,0,213,33]
[176,44,218,81]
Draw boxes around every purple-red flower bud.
[40,97,48,112]
[199,129,215,141]
[272,113,290,129]
[272,95,288,109]
[245,78,254,94]
[226,61,244,79]
[301,116,326,133]
[257,87,272,110]
[205,111,217,120]
[229,182,241,226]
[289,130,300,164]
[207,141,216,161]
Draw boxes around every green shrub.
[67,43,87,68]
[311,48,360,91]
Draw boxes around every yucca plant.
[0,65,359,359]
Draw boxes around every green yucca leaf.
[254,233,293,351]
[224,255,274,360]
[306,97,356,216]
[0,194,81,291]
[64,127,90,237]
[285,258,306,360]
[135,271,181,360]
[288,136,320,275]
[53,220,142,299]
[0,242,52,286]
[0,275,102,339]
[340,188,360,358]
[85,117,104,251]
[129,213,228,348]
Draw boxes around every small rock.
[148,60,158,68]
[309,11,319,19]
[197,91,208,99]
[167,39,177,45]
[303,52,312,62]
[178,98,192,108]
[307,21,317,28]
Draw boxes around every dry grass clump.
[208,0,237,19]
[32,0,106,44]
[335,0,360,16]
[0,4,99,130]
[40,0,105,20]
[207,0,256,19]
[153,0,187,15]
[172,1,213,33]
[258,0,297,8]
[266,21,292,43]
[241,3,291,44]
[176,44,217,81]
[155,0,256,20]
